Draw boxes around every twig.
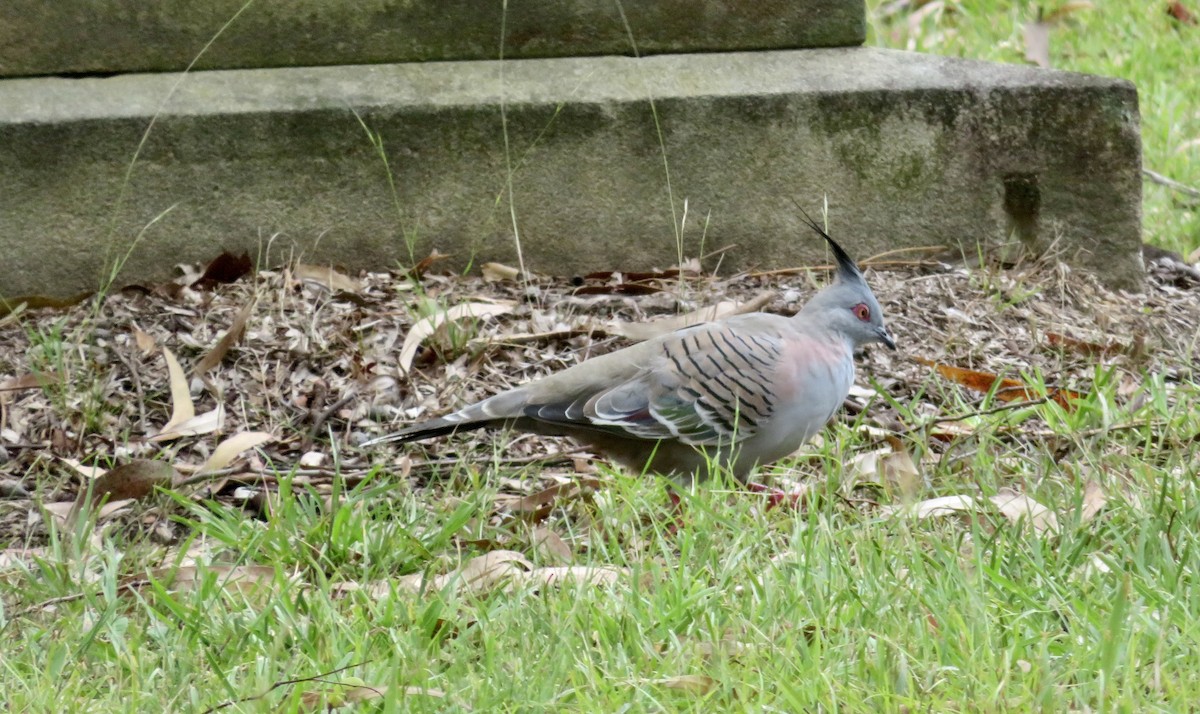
[306,390,358,447]
[900,397,1052,435]
[746,253,946,279]
[11,579,153,621]
[1143,168,1200,200]
[171,450,592,490]
[1165,508,1180,563]
[410,448,591,473]
[114,347,149,432]
[696,243,739,263]
[862,246,952,263]
[200,660,371,713]
[1020,420,1169,440]
[477,328,603,348]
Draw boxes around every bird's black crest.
[792,200,864,284]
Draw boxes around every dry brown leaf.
[150,564,277,594]
[0,478,29,498]
[0,291,91,319]
[1044,331,1130,358]
[608,290,775,342]
[481,262,521,282]
[158,347,194,434]
[195,299,256,376]
[96,498,135,521]
[346,553,620,598]
[77,459,176,504]
[647,675,716,695]
[927,420,977,442]
[386,550,533,596]
[196,431,273,476]
[348,685,448,704]
[57,459,176,527]
[990,488,1060,535]
[531,526,574,563]
[193,250,253,288]
[0,371,58,393]
[297,690,326,711]
[294,264,361,292]
[40,501,76,527]
[410,249,451,278]
[1079,479,1107,523]
[849,447,921,499]
[151,405,225,442]
[132,326,157,355]
[882,494,978,519]
[0,547,46,571]
[516,566,625,589]
[497,478,600,518]
[299,681,395,711]
[453,550,532,588]
[341,684,391,704]
[299,684,457,711]
[915,357,1081,408]
[59,457,107,480]
[398,301,515,374]
[1168,1,1198,24]
[886,491,1060,535]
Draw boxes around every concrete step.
[0,47,1141,298]
[0,0,864,77]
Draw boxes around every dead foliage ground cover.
[1,246,1199,710]
[0,246,1196,551]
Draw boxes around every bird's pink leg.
[662,489,686,536]
[746,481,808,511]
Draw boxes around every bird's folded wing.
[523,323,784,445]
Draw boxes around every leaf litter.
[0,248,1196,592]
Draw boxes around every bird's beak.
[876,326,897,351]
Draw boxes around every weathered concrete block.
[0,48,1141,298]
[0,0,865,77]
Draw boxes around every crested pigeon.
[364,214,895,480]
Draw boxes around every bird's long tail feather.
[361,416,490,447]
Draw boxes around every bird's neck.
[790,317,855,359]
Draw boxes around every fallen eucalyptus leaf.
[481,262,521,282]
[195,299,256,376]
[196,431,273,476]
[157,347,195,435]
[990,488,1060,535]
[151,405,225,442]
[398,301,515,374]
[294,264,360,293]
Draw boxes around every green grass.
[867,0,1200,255]
[4,371,1200,711]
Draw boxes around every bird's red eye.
[852,303,871,322]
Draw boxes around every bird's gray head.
[796,209,896,351]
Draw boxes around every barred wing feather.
[524,323,785,446]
